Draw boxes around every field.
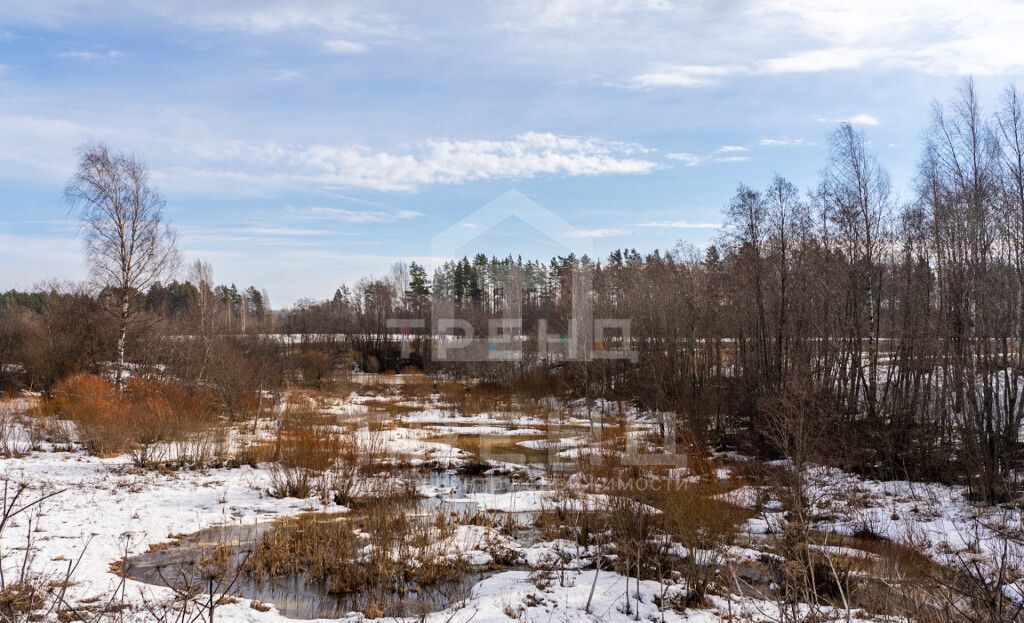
[2,377,1023,623]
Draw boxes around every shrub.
[268,425,344,499]
[52,373,128,455]
[123,379,179,464]
[51,374,223,465]
[660,482,746,606]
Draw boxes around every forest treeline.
[2,79,1024,501]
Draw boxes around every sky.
[1,0,1023,306]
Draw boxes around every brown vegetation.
[51,374,220,465]
[243,503,469,617]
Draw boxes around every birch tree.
[66,143,179,391]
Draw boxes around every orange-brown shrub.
[51,374,221,463]
[52,373,128,455]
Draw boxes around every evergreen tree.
[409,262,430,296]
[246,285,265,319]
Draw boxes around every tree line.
[282,80,1024,501]
[2,79,1023,500]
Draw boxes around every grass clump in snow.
[265,398,398,503]
[242,499,472,617]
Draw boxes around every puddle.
[126,526,490,619]
[125,470,534,619]
[431,433,582,475]
[416,470,522,513]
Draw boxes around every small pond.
[125,471,533,619]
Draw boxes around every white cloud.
[751,0,1024,76]
[639,220,720,229]
[324,38,368,54]
[7,0,1024,85]
[302,207,423,223]
[145,2,396,36]
[566,227,626,238]
[8,0,1024,92]
[667,149,751,166]
[498,0,675,32]
[816,113,880,126]
[58,49,125,61]
[621,0,1024,88]
[630,64,741,88]
[0,114,145,178]
[190,132,658,192]
[269,69,303,81]
[758,47,884,74]
[845,113,880,126]
[759,137,815,147]
[666,152,701,166]
[0,114,657,194]
[236,226,331,236]
[628,49,890,88]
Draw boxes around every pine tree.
[409,262,430,296]
[246,285,265,320]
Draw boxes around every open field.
[3,377,1024,623]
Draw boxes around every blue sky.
[1,1,1023,305]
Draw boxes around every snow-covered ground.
[0,448,325,618]
[3,388,1018,622]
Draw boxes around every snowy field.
[2,387,1022,623]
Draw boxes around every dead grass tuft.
[244,501,468,617]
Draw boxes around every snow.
[714,485,761,508]
[7,385,1020,623]
[0,449,327,605]
[803,465,1024,574]
[0,447,712,623]
[517,436,590,451]
[454,490,659,514]
[719,462,1024,599]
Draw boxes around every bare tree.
[66,143,179,391]
[823,122,893,421]
[189,260,217,384]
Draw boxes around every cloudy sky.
[1,1,1023,305]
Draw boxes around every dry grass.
[267,397,396,502]
[50,374,223,466]
[0,403,33,458]
[0,580,46,622]
[243,500,468,617]
[278,396,335,428]
[268,426,346,499]
[360,398,422,419]
[232,439,276,467]
[10,397,75,452]
[436,380,514,416]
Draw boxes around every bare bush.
[268,425,343,499]
[0,481,74,623]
